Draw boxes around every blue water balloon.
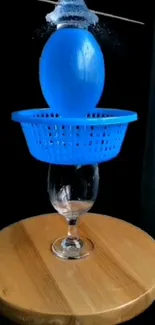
[39,28,105,117]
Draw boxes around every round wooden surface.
[0,213,155,325]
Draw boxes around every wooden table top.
[0,213,155,325]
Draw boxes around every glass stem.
[67,218,79,241]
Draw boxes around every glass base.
[51,236,94,260]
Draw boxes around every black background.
[1,0,155,324]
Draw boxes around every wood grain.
[0,213,155,325]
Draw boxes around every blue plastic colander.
[12,108,137,165]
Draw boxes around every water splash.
[46,0,99,29]
[33,22,56,41]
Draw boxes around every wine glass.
[47,164,99,260]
